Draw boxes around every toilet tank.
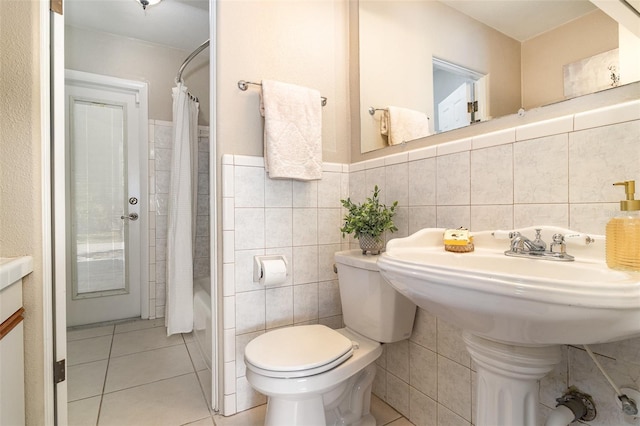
[335,250,416,343]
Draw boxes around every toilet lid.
[244,325,354,378]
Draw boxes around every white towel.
[381,106,430,145]
[260,80,322,181]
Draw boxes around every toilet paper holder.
[253,255,288,282]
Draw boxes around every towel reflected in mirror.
[380,106,430,145]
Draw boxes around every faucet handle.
[533,229,547,250]
[534,228,545,242]
[492,230,519,240]
[550,233,566,254]
[564,233,595,246]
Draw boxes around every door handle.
[121,213,139,221]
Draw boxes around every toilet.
[244,249,417,426]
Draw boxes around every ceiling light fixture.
[136,0,161,10]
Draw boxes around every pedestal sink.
[377,226,640,426]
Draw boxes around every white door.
[475,75,489,122]
[51,8,67,423]
[438,82,471,132]
[65,71,148,327]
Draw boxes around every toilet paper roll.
[259,259,287,286]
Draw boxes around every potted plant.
[340,185,398,255]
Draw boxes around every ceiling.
[64,0,599,50]
[439,0,598,42]
[64,0,209,51]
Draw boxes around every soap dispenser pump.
[606,180,640,271]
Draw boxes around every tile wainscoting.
[220,98,640,426]
[349,99,640,426]
[221,155,350,415]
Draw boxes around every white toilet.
[244,249,417,426]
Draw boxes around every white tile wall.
[220,100,640,424]
[573,100,640,131]
[513,134,569,204]
[347,100,640,426]
[221,156,350,415]
[515,115,573,141]
[470,144,513,205]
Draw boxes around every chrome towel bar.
[237,80,327,107]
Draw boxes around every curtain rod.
[175,39,210,84]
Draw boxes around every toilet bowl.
[245,325,382,426]
[244,250,417,426]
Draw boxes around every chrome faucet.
[505,229,574,261]
[509,229,546,254]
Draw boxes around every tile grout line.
[108,341,186,360]
[95,325,116,426]
[71,316,412,425]
[182,333,215,417]
[101,336,199,395]
[101,371,197,397]
[70,321,213,424]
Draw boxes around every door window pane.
[70,99,128,297]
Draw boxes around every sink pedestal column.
[463,332,562,426]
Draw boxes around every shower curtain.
[166,83,199,335]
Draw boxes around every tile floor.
[67,319,413,426]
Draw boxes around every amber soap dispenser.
[606,180,640,271]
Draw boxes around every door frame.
[46,0,219,421]
[45,1,73,422]
[64,70,149,326]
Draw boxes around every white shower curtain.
[166,83,199,335]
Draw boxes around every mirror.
[359,0,640,153]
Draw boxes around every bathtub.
[193,276,212,370]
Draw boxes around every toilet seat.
[244,324,354,379]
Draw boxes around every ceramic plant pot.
[358,234,384,255]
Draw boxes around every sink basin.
[378,226,640,345]
[378,226,640,426]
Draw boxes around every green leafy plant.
[340,185,398,241]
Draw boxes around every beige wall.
[66,26,210,125]
[619,25,640,85]
[216,0,350,164]
[522,10,618,109]
[358,0,522,154]
[0,1,45,424]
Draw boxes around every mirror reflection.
[433,58,487,133]
[359,0,639,153]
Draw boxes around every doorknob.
[121,213,139,221]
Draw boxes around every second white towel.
[381,106,430,145]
